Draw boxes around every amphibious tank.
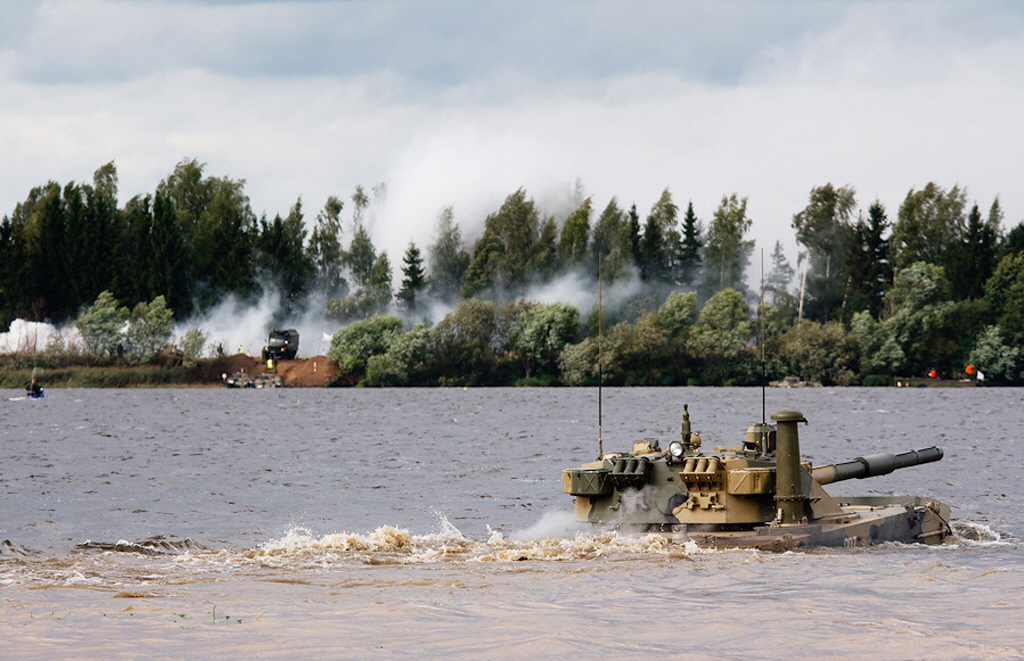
[562,405,951,550]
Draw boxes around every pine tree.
[398,242,427,313]
[151,191,191,318]
[845,201,891,319]
[678,201,704,286]
[346,223,377,289]
[949,200,1000,301]
[255,198,313,313]
[765,240,794,306]
[638,189,679,283]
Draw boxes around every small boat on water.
[895,376,977,388]
[9,376,45,401]
[225,371,282,388]
[562,404,951,550]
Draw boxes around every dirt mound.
[220,353,261,376]
[274,356,341,387]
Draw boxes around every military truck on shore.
[262,329,298,361]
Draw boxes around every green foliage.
[162,161,258,311]
[845,201,892,320]
[777,321,858,385]
[255,199,314,312]
[851,310,898,375]
[346,223,377,289]
[688,288,753,384]
[590,197,639,281]
[885,261,949,312]
[327,235,391,322]
[678,202,703,286]
[351,185,369,225]
[462,189,539,298]
[591,199,622,271]
[968,325,1021,384]
[890,183,967,272]
[306,196,347,299]
[530,216,560,279]
[856,263,964,376]
[603,312,673,385]
[985,252,1024,346]
[558,336,600,386]
[429,300,498,385]
[6,163,1024,389]
[76,291,129,357]
[703,194,753,296]
[397,243,427,314]
[427,206,470,304]
[368,252,393,311]
[328,315,403,374]
[764,240,796,318]
[655,291,698,338]
[792,184,856,322]
[0,365,197,388]
[508,302,580,378]
[179,328,209,367]
[638,189,680,283]
[948,202,1000,301]
[125,296,174,363]
[44,326,84,357]
[325,294,376,323]
[1001,220,1024,258]
[364,324,433,386]
[559,198,591,266]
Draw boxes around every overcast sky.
[3,0,1023,267]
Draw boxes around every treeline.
[3,160,1024,385]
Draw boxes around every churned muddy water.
[1,387,1021,659]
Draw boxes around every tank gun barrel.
[811,447,943,485]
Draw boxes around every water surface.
[1,387,1020,659]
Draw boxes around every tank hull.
[676,497,950,551]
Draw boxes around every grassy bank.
[0,357,236,389]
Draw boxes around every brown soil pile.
[220,354,343,387]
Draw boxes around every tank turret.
[562,405,951,550]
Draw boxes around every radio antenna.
[597,254,604,459]
[760,248,766,427]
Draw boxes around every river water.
[1,386,1021,659]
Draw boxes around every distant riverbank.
[0,354,343,389]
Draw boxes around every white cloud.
[2,0,1023,285]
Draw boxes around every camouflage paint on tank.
[562,405,951,550]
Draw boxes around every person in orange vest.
[928,368,937,379]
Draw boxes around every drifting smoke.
[0,319,65,354]
[179,284,339,359]
[508,510,587,542]
[368,125,585,265]
[522,268,647,318]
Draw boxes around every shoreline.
[0,354,343,389]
